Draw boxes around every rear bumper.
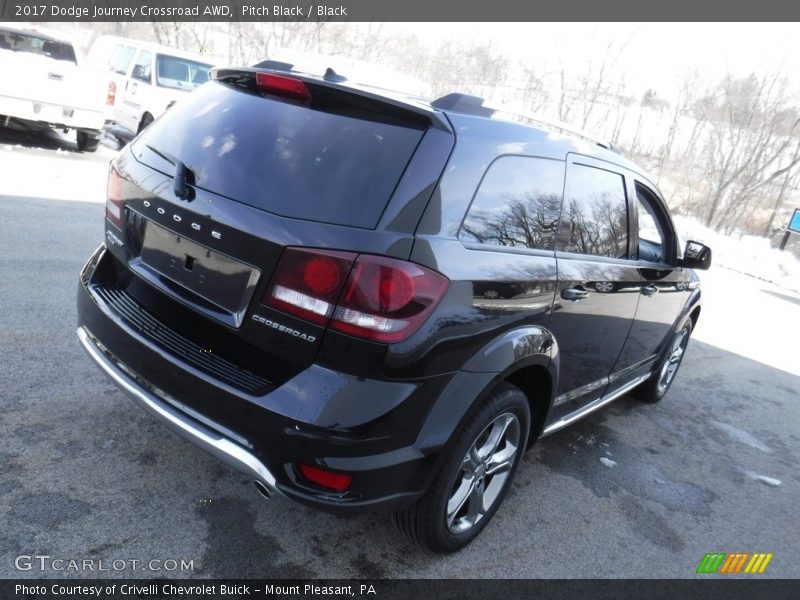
[76,245,458,514]
[0,94,105,131]
[77,326,280,497]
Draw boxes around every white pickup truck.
[0,25,106,152]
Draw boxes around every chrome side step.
[540,373,651,437]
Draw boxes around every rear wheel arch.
[503,363,553,447]
[414,328,557,489]
[460,326,557,448]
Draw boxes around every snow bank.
[673,215,800,293]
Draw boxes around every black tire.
[138,113,154,134]
[394,382,530,553]
[76,131,100,152]
[635,319,693,403]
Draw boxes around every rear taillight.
[264,248,356,325]
[106,166,124,229]
[255,72,311,103]
[106,81,116,106]
[263,248,449,343]
[332,256,449,342]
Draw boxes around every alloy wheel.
[595,281,615,292]
[657,329,689,394]
[445,412,521,534]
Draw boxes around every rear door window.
[459,156,564,252]
[133,81,425,229]
[558,163,629,259]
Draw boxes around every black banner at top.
[1,0,800,22]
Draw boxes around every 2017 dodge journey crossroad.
[77,65,712,552]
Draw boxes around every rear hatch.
[104,69,442,390]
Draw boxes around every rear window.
[0,29,76,63]
[134,81,424,229]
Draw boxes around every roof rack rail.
[431,91,620,154]
[493,107,620,153]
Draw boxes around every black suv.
[77,67,712,552]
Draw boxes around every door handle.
[641,284,658,296]
[561,287,589,301]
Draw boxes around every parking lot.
[1,128,798,578]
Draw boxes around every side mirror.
[680,240,712,270]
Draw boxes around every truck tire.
[76,131,100,153]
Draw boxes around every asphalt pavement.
[0,128,798,579]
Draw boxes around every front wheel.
[636,319,693,403]
[394,382,530,553]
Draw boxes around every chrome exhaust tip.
[254,480,272,500]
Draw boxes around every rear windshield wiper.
[145,145,195,201]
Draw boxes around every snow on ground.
[674,215,800,293]
[742,471,782,487]
[710,421,772,453]
[0,132,117,204]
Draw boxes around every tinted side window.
[559,163,628,258]
[459,156,564,251]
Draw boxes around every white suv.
[88,36,213,139]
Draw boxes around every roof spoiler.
[210,67,444,130]
[251,60,348,83]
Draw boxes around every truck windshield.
[155,55,212,91]
[0,29,77,63]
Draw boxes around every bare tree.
[113,23,800,245]
[695,73,800,232]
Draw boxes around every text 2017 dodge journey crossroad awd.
[77,66,712,552]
